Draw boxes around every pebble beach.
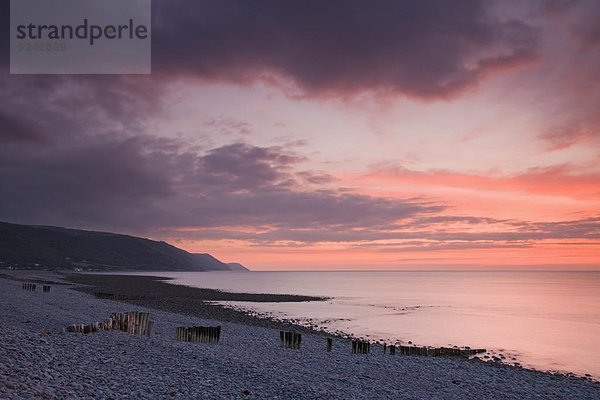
[1,271,598,399]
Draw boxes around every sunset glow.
[1,0,599,270]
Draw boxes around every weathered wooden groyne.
[176,326,221,343]
[280,331,301,349]
[22,283,36,291]
[94,292,128,301]
[22,283,52,292]
[352,340,370,354]
[67,311,154,336]
[395,345,486,357]
[337,338,484,357]
[112,312,154,336]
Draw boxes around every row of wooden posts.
[176,326,221,343]
[353,341,485,356]
[280,330,302,349]
[66,311,154,336]
[94,292,128,301]
[282,331,485,357]
[352,340,370,354]
[22,282,36,291]
[64,308,485,357]
[22,283,51,292]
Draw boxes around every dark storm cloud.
[0,0,540,99]
[150,0,539,98]
[0,55,442,237]
[0,75,164,143]
[0,125,443,233]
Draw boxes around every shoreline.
[63,272,600,380]
[1,270,598,399]
[64,273,329,334]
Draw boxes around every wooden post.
[136,312,142,335]
[142,313,149,335]
[133,312,139,334]
[139,313,146,335]
[327,338,332,352]
[135,312,140,335]
[131,312,137,334]
[124,312,130,333]
[147,321,154,337]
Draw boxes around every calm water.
[132,271,600,378]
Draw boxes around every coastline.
[65,273,328,333]
[1,270,598,399]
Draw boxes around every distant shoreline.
[64,273,329,334]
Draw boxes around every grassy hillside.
[0,221,246,271]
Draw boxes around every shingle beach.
[1,271,598,399]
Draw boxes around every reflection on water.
[129,270,600,378]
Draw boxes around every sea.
[126,270,600,378]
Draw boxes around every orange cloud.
[359,164,600,201]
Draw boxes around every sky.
[0,0,598,270]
